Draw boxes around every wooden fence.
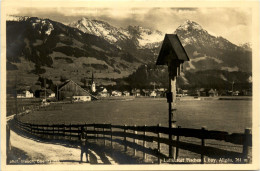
[13,118,252,164]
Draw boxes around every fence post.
[157,123,161,164]
[63,123,65,140]
[45,126,47,139]
[242,128,251,163]
[175,126,181,159]
[69,123,72,140]
[47,124,50,139]
[86,124,88,143]
[201,126,206,164]
[32,124,34,135]
[94,123,97,143]
[110,124,113,149]
[124,124,127,152]
[53,125,55,139]
[43,126,45,138]
[78,127,80,141]
[133,125,137,156]
[103,123,106,146]
[143,125,146,161]
[37,125,39,137]
[6,124,11,153]
[57,125,60,139]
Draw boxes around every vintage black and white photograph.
[1,0,259,170]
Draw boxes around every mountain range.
[6,15,252,91]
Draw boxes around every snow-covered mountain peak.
[134,27,164,48]
[69,18,164,48]
[176,20,204,32]
[6,15,29,21]
[7,16,54,36]
[69,17,130,43]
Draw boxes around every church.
[90,72,96,93]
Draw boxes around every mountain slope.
[69,17,164,49]
[6,16,252,91]
[175,20,252,73]
[122,20,252,90]
[6,16,141,87]
[69,17,131,44]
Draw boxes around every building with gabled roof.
[156,34,189,65]
[58,80,98,101]
[208,89,218,97]
[17,90,34,98]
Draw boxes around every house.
[141,89,149,96]
[150,90,157,97]
[111,90,122,97]
[182,90,188,96]
[47,89,56,98]
[123,91,130,96]
[58,80,97,101]
[35,89,55,98]
[156,88,166,97]
[232,91,240,96]
[17,90,34,98]
[97,87,109,97]
[199,88,207,96]
[131,89,141,96]
[208,89,218,97]
[72,96,91,102]
[242,89,252,96]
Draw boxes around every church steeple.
[91,72,94,84]
[91,72,96,92]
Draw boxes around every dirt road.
[8,122,118,165]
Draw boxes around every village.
[14,73,252,103]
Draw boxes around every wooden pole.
[30,124,33,134]
[43,126,45,138]
[78,127,80,141]
[94,124,97,143]
[63,123,65,139]
[15,75,18,116]
[6,124,11,153]
[242,128,251,163]
[37,125,39,137]
[124,124,127,152]
[110,124,113,149]
[53,125,55,139]
[157,123,161,164]
[201,126,206,164]
[175,126,181,159]
[168,62,177,159]
[143,125,146,160]
[58,126,60,139]
[103,123,106,146]
[69,123,72,140]
[86,125,88,142]
[133,125,137,156]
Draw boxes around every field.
[6,98,42,116]
[19,98,252,133]
[16,98,252,162]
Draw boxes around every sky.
[8,7,252,45]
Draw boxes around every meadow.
[19,98,252,133]
[6,98,42,116]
